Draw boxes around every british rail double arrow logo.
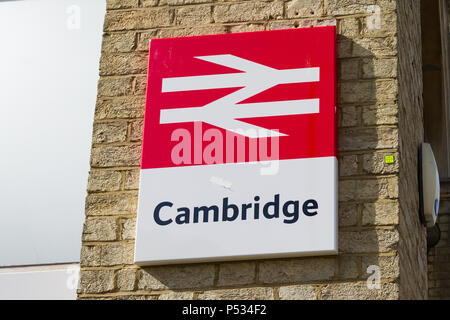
[160,54,320,138]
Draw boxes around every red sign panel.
[141,27,337,169]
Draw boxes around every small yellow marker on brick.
[385,155,395,164]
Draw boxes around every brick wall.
[396,0,428,299]
[427,0,450,300]
[77,0,428,300]
[428,181,450,299]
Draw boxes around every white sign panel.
[135,27,338,265]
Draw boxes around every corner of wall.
[396,0,428,300]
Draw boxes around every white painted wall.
[0,0,105,300]
[0,264,80,300]
[0,0,105,267]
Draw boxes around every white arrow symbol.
[160,54,320,138]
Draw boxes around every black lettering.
[263,194,280,219]
[222,197,238,221]
[175,207,190,224]
[254,196,260,219]
[241,203,252,221]
[303,199,318,216]
[194,205,219,223]
[283,200,299,224]
[154,201,173,226]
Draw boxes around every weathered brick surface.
[124,170,140,190]
[339,154,358,177]
[100,53,148,76]
[228,23,265,33]
[339,105,359,127]
[396,0,428,299]
[176,6,212,25]
[80,246,102,267]
[352,37,398,57]
[270,18,336,30]
[361,58,397,79]
[107,0,138,10]
[102,32,136,53]
[218,262,256,286]
[338,203,358,227]
[427,0,450,300]
[321,282,399,300]
[338,255,360,279]
[362,152,399,174]
[82,218,118,241]
[92,122,128,144]
[91,145,141,167]
[339,80,398,104]
[428,183,450,299]
[213,2,284,23]
[95,97,145,120]
[362,104,398,125]
[339,59,359,80]
[339,17,359,37]
[78,0,429,300]
[339,127,398,151]
[85,192,138,216]
[104,9,173,31]
[362,254,399,279]
[259,258,335,284]
[78,270,115,294]
[362,201,399,226]
[138,265,215,290]
[133,75,148,95]
[158,291,195,300]
[117,268,137,291]
[361,10,397,36]
[197,287,274,300]
[129,120,144,142]
[339,229,399,253]
[159,0,212,5]
[142,0,161,6]
[103,243,135,266]
[87,170,122,192]
[278,285,317,300]
[339,177,398,201]
[121,217,137,240]
[327,0,396,16]
[97,77,133,97]
[285,0,323,18]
